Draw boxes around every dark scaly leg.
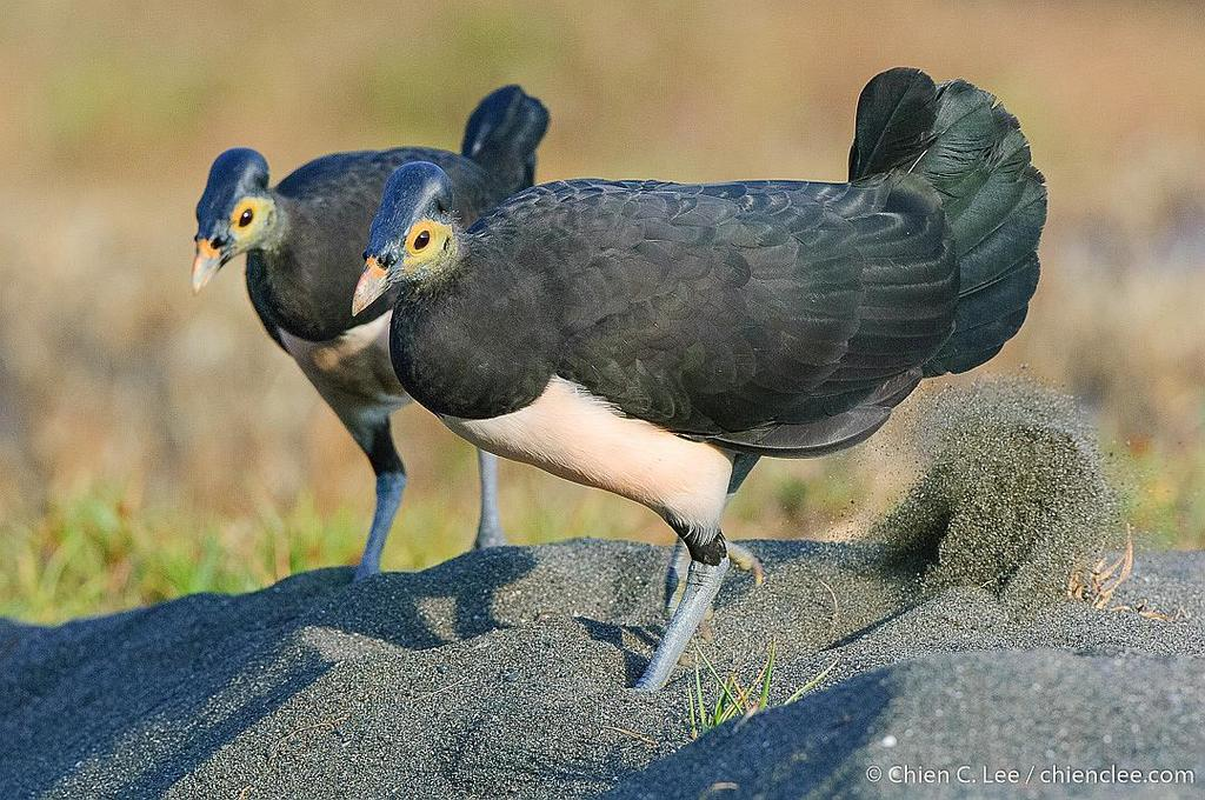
[353,419,406,581]
[472,449,507,549]
[727,453,762,496]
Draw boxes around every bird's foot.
[726,541,765,586]
[472,522,509,550]
[352,560,380,583]
[665,540,764,616]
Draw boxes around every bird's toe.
[727,542,765,586]
[352,562,380,582]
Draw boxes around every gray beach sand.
[2,542,1202,799]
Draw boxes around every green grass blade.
[786,659,839,705]
[758,638,777,711]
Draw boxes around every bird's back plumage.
[248,86,549,343]
[388,68,1044,458]
[393,172,957,438]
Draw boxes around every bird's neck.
[245,194,368,342]
[255,191,293,256]
[388,235,553,419]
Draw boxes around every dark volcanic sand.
[1,543,1202,799]
[2,382,1202,798]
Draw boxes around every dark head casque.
[196,148,270,238]
[365,162,455,262]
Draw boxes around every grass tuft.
[686,640,837,739]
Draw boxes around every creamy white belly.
[279,312,411,428]
[442,377,733,528]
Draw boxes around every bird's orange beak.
[192,238,223,294]
[352,257,389,316]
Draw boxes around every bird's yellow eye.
[229,197,271,235]
[400,218,454,266]
[407,222,437,255]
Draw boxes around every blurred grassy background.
[1,1,1203,621]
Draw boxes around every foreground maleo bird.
[353,68,1047,690]
[191,87,549,578]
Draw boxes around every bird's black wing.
[258,148,494,341]
[475,173,957,439]
[277,147,495,225]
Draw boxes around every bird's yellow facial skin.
[404,218,454,264]
[227,195,274,243]
[351,219,456,315]
[192,195,275,294]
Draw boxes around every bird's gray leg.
[356,471,406,579]
[472,448,507,549]
[638,530,730,692]
[664,453,763,614]
[353,419,406,581]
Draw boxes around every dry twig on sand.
[1067,529,1187,621]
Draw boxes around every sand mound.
[609,649,1205,800]
[1,541,1201,799]
[875,379,1122,609]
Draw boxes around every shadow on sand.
[0,547,538,797]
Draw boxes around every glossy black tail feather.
[848,68,938,180]
[850,67,1047,376]
[461,85,550,193]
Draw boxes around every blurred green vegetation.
[1,1,1203,621]
[1121,440,1205,550]
[1,451,877,623]
[6,434,1196,624]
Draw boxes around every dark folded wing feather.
[470,173,958,439]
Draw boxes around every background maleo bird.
[1,1,1204,620]
[189,85,549,579]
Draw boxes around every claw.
[726,541,765,586]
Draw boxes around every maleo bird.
[191,86,549,579]
[352,68,1046,690]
